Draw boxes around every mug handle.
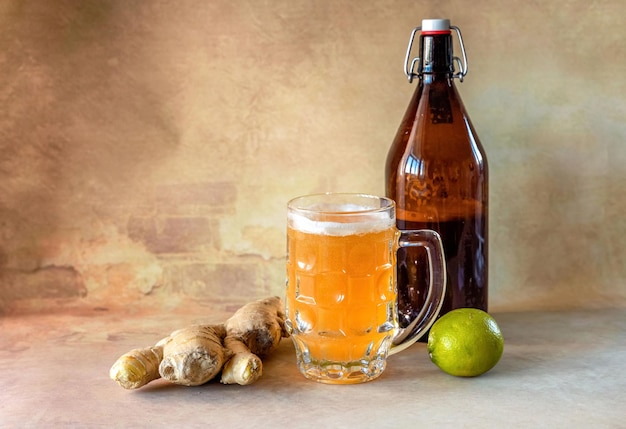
[388,229,447,355]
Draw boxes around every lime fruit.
[427,308,504,377]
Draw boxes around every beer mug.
[285,193,446,384]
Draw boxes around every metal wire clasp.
[403,25,468,83]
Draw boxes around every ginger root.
[109,345,163,390]
[110,296,288,389]
[220,335,262,385]
[158,324,231,386]
[219,296,288,385]
[224,296,287,356]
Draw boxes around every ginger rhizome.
[158,324,231,386]
[220,335,262,385]
[109,296,288,389]
[219,296,288,385]
[109,346,163,390]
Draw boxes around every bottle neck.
[418,34,454,77]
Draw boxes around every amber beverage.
[285,193,446,384]
[386,19,488,337]
[287,226,396,364]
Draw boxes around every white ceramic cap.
[421,19,451,32]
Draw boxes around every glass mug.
[285,193,446,384]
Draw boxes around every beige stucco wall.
[1,0,624,314]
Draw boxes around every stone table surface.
[1,305,624,428]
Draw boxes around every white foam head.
[288,202,395,236]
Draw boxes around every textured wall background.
[1,0,624,314]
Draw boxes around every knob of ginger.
[109,296,289,389]
[220,335,263,385]
[109,346,163,390]
[158,324,231,386]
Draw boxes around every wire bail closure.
[403,25,468,83]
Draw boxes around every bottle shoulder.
[392,80,485,156]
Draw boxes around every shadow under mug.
[285,193,446,384]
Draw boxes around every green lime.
[427,308,504,377]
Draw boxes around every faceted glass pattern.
[286,226,398,384]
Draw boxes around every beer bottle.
[385,19,488,336]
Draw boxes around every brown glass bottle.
[385,19,488,337]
